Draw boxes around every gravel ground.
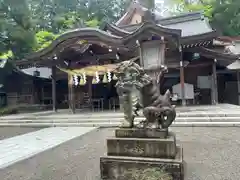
[0,127,42,140]
[0,127,240,180]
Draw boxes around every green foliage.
[171,0,240,36]
[171,0,214,19]
[0,0,36,59]
[0,0,131,59]
[211,0,240,36]
[0,104,47,116]
[85,19,100,28]
[34,31,58,51]
[0,106,18,116]
[0,51,13,59]
[123,167,173,180]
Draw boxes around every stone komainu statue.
[114,60,176,129]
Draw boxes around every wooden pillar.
[211,59,218,105]
[51,65,57,112]
[237,71,240,105]
[88,77,92,98]
[41,86,44,105]
[68,74,75,114]
[88,77,92,110]
[68,75,72,111]
[179,46,186,106]
[31,80,35,104]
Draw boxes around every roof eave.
[181,31,219,45]
[191,47,240,63]
[156,11,204,25]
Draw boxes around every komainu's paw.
[120,123,131,128]
[136,120,145,128]
[120,120,134,128]
[133,110,140,117]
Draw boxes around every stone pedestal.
[115,128,168,138]
[100,128,185,180]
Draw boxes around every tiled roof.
[119,11,214,38]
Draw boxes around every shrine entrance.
[62,65,120,112]
[59,56,140,113]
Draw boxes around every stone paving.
[0,127,96,169]
[0,127,240,180]
[0,127,41,140]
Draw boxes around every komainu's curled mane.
[113,60,176,129]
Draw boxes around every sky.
[155,0,173,16]
[156,0,164,3]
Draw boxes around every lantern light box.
[140,40,165,71]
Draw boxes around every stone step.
[1,121,240,127]
[177,112,240,117]
[1,111,240,120]
[0,116,240,124]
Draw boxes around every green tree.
[78,0,130,23]
[171,0,240,36]
[0,0,131,59]
[34,31,58,51]
[29,0,130,33]
[211,0,240,36]
[171,0,214,18]
[0,0,35,59]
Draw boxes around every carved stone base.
[100,147,185,180]
[115,128,168,138]
[100,128,185,180]
[107,133,176,159]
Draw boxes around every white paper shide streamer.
[107,70,111,82]
[95,71,100,83]
[83,72,87,84]
[73,74,79,86]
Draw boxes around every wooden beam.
[16,58,56,69]
[16,52,133,69]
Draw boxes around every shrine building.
[13,0,240,113]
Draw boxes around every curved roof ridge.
[128,21,181,36]
[23,21,183,61]
[24,28,123,60]
[104,23,131,36]
[122,21,181,46]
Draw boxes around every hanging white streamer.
[107,70,111,82]
[83,72,87,84]
[73,75,79,86]
[95,71,100,83]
